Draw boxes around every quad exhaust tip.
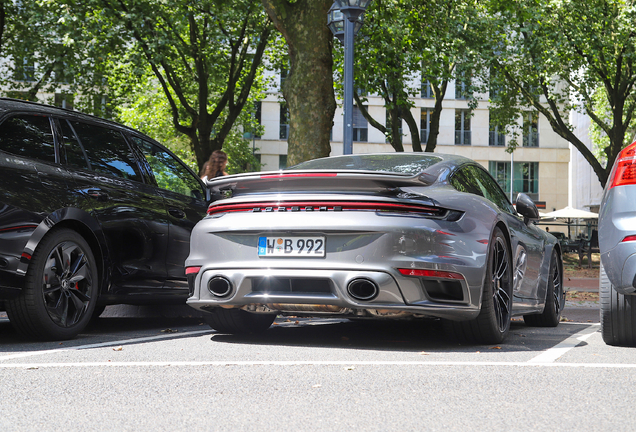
[208,276,233,298]
[347,278,379,301]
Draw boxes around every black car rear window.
[0,115,55,163]
[288,154,442,175]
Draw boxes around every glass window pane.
[133,137,201,198]
[71,121,142,182]
[0,115,55,163]
[59,119,89,169]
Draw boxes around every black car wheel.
[600,263,636,347]
[6,228,98,340]
[204,308,276,334]
[445,227,512,344]
[524,251,564,327]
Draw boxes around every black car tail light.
[609,141,636,189]
[207,200,448,218]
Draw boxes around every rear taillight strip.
[207,201,444,216]
[398,268,465,280]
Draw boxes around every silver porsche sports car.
[185,153,563,344]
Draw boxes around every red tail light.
[398,268,465,280]
[609,141,636,189]
[622,235,636,243]
[185,266,201,275]
[207,200,446,217]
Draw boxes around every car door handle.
[168,208,186,219]
[86,189,109,201]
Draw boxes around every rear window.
[0,115,55,163]
[288,154,442,175]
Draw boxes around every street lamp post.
[327,0,371,155]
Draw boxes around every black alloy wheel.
[6,228,98,340]
[444,227,513,344]
[41,239,93,327]
[491,235,512,333]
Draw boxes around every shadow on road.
[209,317,594,354]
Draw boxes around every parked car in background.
[599,140,636,346]
[186,153,564,344]
[0,98,208,340]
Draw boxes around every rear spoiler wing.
[205,170,433,198]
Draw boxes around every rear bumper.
[186,267,482,321]
[0,269,24,300]
[601,247,636,294]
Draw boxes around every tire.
[204,308,276,334]
[445,227,513,344]
[524,250,564,327]
[600,263,636,346]
[6,228,98,341]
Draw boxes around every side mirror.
[515,193,539,224]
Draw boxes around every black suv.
[0,98,208,340]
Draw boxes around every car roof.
[0,97,134,134]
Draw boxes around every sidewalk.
[564,277,598,292]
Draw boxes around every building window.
[421,79,433,98]
[523,111,539,147]
[489,66,502,99]
[455,109,471,145]
[353,105,368,142]
[245,101,262,139]
[280,68,288,90]
[489,114,505,146]
[13,56,35,82]
[420,108,431,144]
[55,93,75,111]
[279,103,289,140]
[279,154,287,170]
[455,70,471,100]
[488,161,539,201]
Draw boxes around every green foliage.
[223,131,262,174]
[74,0,274,169]
[0,0,114,105]
[482,0,636,186]
[115,71,261,174]
[336,0,489,152]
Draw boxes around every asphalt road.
[0,304,633,432]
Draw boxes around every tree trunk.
[401,105,421,152]
[261,0,336,166]
[425,80,448,153]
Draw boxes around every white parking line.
[527,324,600,364]
[0,329,214,362]
[0,360,635,369]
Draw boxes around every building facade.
[254,71,570,213]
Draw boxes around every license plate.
[258,236,325,257]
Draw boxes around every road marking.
[527,324,600,364]
[1,360,635,369]
[0,329,214,362]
